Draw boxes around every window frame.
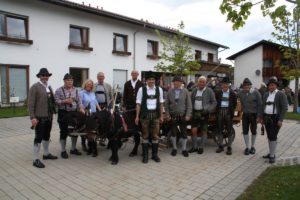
[68,25,93,51]
[195,50,202,62]
[112,33,131,56]
[147,40,160,60]
[69,67,89,88]
[0,11,33,44]
[208,53,214,63]
[0,64,29,103]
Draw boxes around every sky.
[69,0,289,65]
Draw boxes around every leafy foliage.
[220,0,300,112]
[154,21,200,76]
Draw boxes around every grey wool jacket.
[165,88,192,117]
[191,87,217,113]
[28,82,52,119]
[262,90,288,121]
[238,88,263,117]
[93,82,113,106]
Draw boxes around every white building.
[228,40,298,91]
[0,0,228,105]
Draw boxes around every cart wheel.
[223,127,235,146]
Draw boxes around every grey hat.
[63,73,73,80]
[267,76,278,86]
[242,78,252,86]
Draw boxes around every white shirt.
[131,79,138,88]
[39,81,50,92]
[265,89,278,114]
[221,89,229,107]
[136,85,164,110]
[194,87,206,110]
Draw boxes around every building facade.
[228,40,297,90]
[0,0,229,105]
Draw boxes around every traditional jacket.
[191,87,217,113]
[215,89,237,117]
[262,90,288,121]
[165,88,192,117]
[122,79,143,109]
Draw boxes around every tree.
[220,0,300,112]
[154,21,200,77]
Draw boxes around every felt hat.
[36,68,52,78]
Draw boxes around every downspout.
[133,23,146,70]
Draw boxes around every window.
[208,53,214,63]
[69,25,93,51]
[112,33,131,56]
[0,65,28,103]
[147,40,159,59]
[69,68,89,88]
[263,59,273,68]
[0,11,32,44]
[195,50,202,61]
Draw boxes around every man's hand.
[135,117,139,125]
[277,120,283,127]
[79,108,85,114]
[160,116,164,123]
[31,118,38,127]
[185,116,191,121]
[64,98,73,104]
[166,115,171,121]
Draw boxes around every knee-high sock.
[270,141,277,157]
[42,140,49,156]
[170,136,177,149]
[196,137,202,149]
[71,137,78,150]
[243,134,249,148]
[60,139,66,152]
[251,135,256,148]
[199,136,207,148]
[33,143,41,161]
[181,138,187,151]
[191,136,197,149]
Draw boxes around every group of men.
[28,67,288,168]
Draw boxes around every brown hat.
[36,68,52,78]
[267,76,278,86]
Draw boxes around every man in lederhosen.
[215,77,237,155]
[165,76,192,157]
[55,73,85,159]
[28,68,58,168]
[122,70,143,157]
[135,71,164,163]
[94,72,113,110]
[262,76,288,163]
[238,78,263,155]
[189,76,217,154]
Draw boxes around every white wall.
[0,0,220,92]
[234,45,263,89]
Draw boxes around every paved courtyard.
[0,116,299,200]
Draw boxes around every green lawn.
[284,112,300,121]
[236,165,300,200]
[0,106,29,118]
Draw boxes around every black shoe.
[33,159,45,168]
[129,150,137,157]
[188,148,197,153]
[197,148,204,154]
[171,149,177,156]
[249,147,256,154]
[152,156,161,162]
[263,153,270,159]
[82,144,87,152]
[216,146,224,153]
[182,150,189,157]
[43,153,58,160]
[61,151,68,159]
[269,156,276,164]
[70,149,82,156]
[244,148,250,155]
[226,147,232,155]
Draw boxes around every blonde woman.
[80,79,100,156]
